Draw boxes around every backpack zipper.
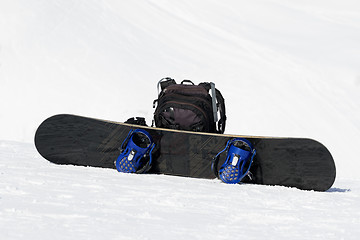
[161,100,210,123]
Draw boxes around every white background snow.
[0,0,360,239]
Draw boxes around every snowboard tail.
[35,114,336,191]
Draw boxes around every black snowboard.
[34,114,336,191]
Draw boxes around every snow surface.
[1,141,359,239]
[0,0,360,239]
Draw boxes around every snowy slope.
[1,141,360,239]
[1,0,360,178]
[1,0,360,239]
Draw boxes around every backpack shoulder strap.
[199,82,226,134]
[215,88,226,133]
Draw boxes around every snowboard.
[34,114,336,191]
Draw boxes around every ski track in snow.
[0,141,359,240]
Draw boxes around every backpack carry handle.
[181,80,195,85]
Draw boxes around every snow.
[1,141,359,239]
[0,0,360,239]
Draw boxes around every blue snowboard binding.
[212,138,256,184]
[115,129,155,174]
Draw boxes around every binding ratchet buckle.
[115,129,155,174]
[212,138,256,184]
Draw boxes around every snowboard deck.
[35,114,336,191]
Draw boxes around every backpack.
[153,77,226,134]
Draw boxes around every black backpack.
[153,77,226,134]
